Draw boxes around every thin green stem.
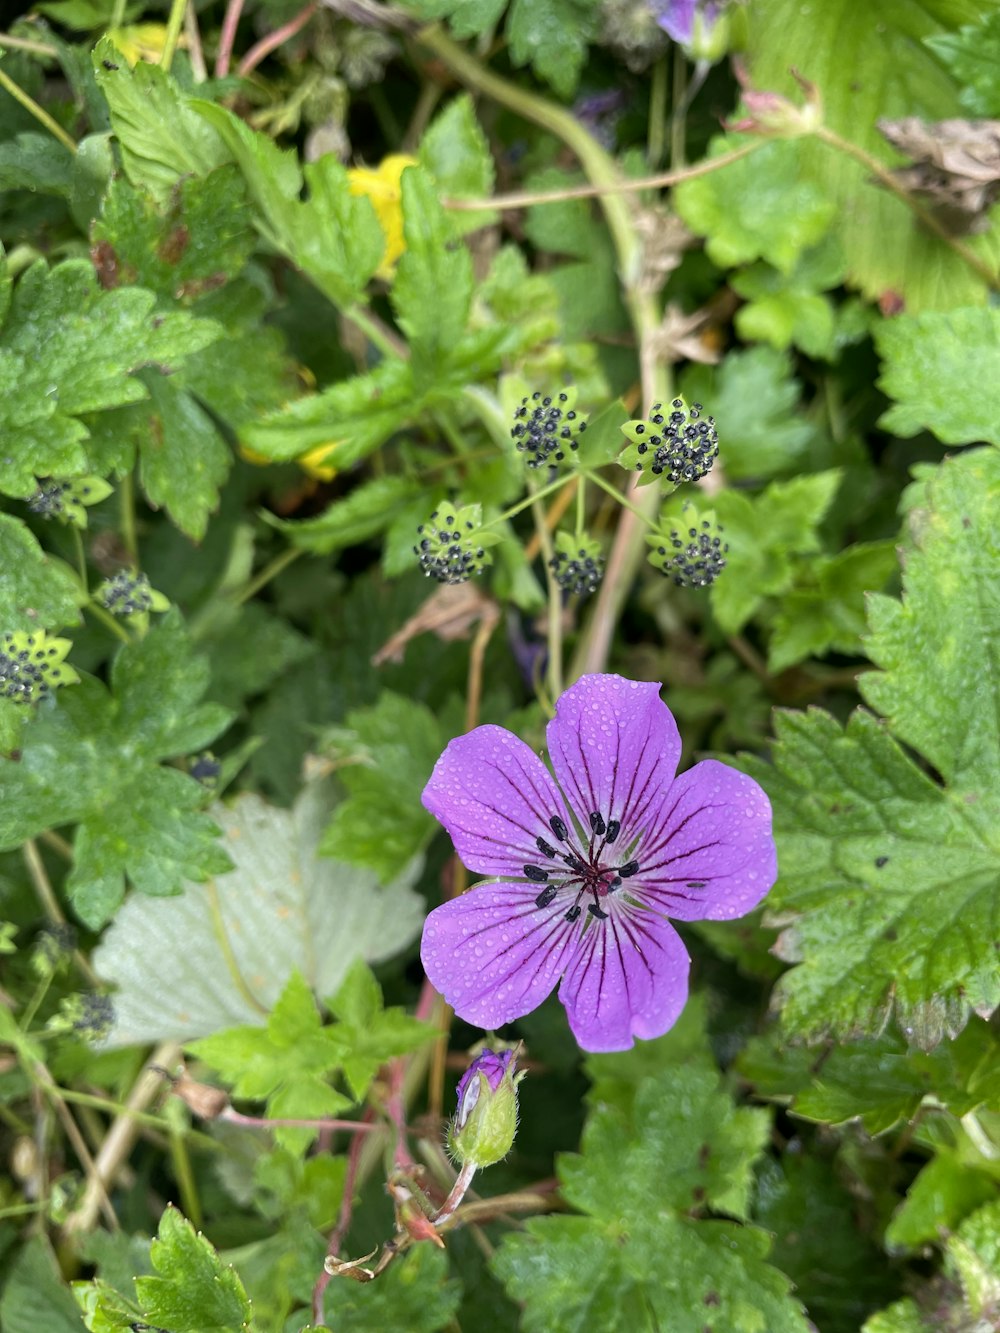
[23,840,101,987]
[0,67,76,154]
[160,0,187,72]
[119,471,137,560]
[54,1085,219,1147]
[530,484,563,701]
[670,44,687,169]
[585,470,659,529]
[344,302,408,360]
[230,545,302,606]
[166,1101,203,1225]
[0,32,58,56]
[648,55,668,169]
[71,527,87,591]
[88,601,132,644]
[575,473,586,539]
[492,473,569,527]
[435,409,470,458]
[20,973,53,1033]
[109,0,127,27]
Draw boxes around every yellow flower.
[238,442,341,482]
[108,24,182,66]
[347,154,417,280]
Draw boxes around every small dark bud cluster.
[648,510,728,588]
[414,501,494,585]
[34,924,78,975]
[27,475,111,528]
[100,571,154,617]
[68,992,116,1042]
[0,631,74,704]
[511,389,587,469]
[190,752,221,786]
[623,399,719,484]
[549,533,605,597]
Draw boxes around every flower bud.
[728,64,823,139]
[28,476,112,529]
[414,501,498,585]
[448,1048,522,1169]
[550,532,605,597]
[0,630,79,705]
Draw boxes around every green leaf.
[0,513,85,632]
[768,541,899,673]
[419,94,497,234]
[322,1246,461,1332]
[680,346,815,481]
[276,475,423,554]
[93,38,230,203]
[92,785,425,1044]
[392,165,472,385]
[746,0,1000,310]
[133,1206,252,1333]
[0,613,233,927]
[135,372,231,541]
[506,0,599,97]
[710,470,842,634]
[0,1238,86,1333]
[925,12,1000,115]
[327,958,435,1098]
[492,1065,807,1333]
[319,691,446,880]
[91,166,256,304]
[675,138,835,273]
[876,307,1000,445]
[0,131,74,194]
[738,453,1000,1044]
[0,258,220,497]
[189,101,384,308]
[884,1149,997,1250]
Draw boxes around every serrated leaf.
[0,613,233,927]
[680,346,815,481]
[884,1149,997,1250]
[0,258,221,497]
[0,1238,86,1333]
[327,959,435,1098]
[710,470,842,634]
[738,450,1000,1044]
[93,38,229,202]
[925,12,1000,115]
[675,137,835,273]
[392,165,472,385]
[506,0,598,98]
[0,513,85,632]
[419,94,496,234]
[277,475,423,554]
[768,541,899,673]
[492,1065,807,1333]
[0,131,73,194]
[876,306,1000,444]
[133,1207,252,1333]
[135,372,231,540]
[746,0,1000,310]
[319,691,445,880]
[92,785,425,1044]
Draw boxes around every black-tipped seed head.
[511,388,588,469]
[550,532,604,597]
[414,501,493,585]
[622,399,719,484]
[100,571,154,617]
[650,511,728,588]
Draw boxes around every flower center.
[524,810,641,924]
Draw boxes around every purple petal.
[653,0,697,42]
[546,674,680,838]
[422,725,570,877]
[558,904,690,1052]
[636,759,777,921]
[421,883,577,1030]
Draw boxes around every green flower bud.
[448,1048,523,1169]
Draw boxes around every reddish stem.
[236,2,318,78]
[214,0,244,78]
[220,1108,377,1133]
[313,1109,375,1323]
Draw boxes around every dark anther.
[608,877,621,891]
[686,880,707,889]
[549,815,568,841]
[536,836,556,858]
[618,860,640,878]
[589,811,606,835]
[562,854,587,873]
[564,905,582,923]
[605,820,620,844]
[523,864,549,883]
[588,903,608,920]
[535,886,558,908]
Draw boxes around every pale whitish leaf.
[92,785,425,1046]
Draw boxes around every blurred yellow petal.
[298,442,341,481]
[108,24,183,66]
[348,154,416,281]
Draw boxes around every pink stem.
[214,0,245,78]
[220,1108,377,1133]
[313,1110,375,1323]
[236,2,318,78]
[432,1159,477,1227]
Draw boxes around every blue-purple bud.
[448,1049,522,1168]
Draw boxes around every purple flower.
[652,0,718,44]
[420,674,776,1053]
[455,1049,516,1129]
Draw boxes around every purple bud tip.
[455,1049,516,1126]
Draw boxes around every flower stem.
[648,55,668,169]
[492,473,569,527]
[530,483,563,701]
[237,2,318,78]
[119,470,138,560]
[230,546,302,606]
[159,0,187,72]
[0,32,58,56]
[0,66,76,154]
[574,472,586,539]
[584,469,660,529]
[433,1159,477,1227]
[215,0,244,77]
[88,601,132,644]
[71,527,87,590]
